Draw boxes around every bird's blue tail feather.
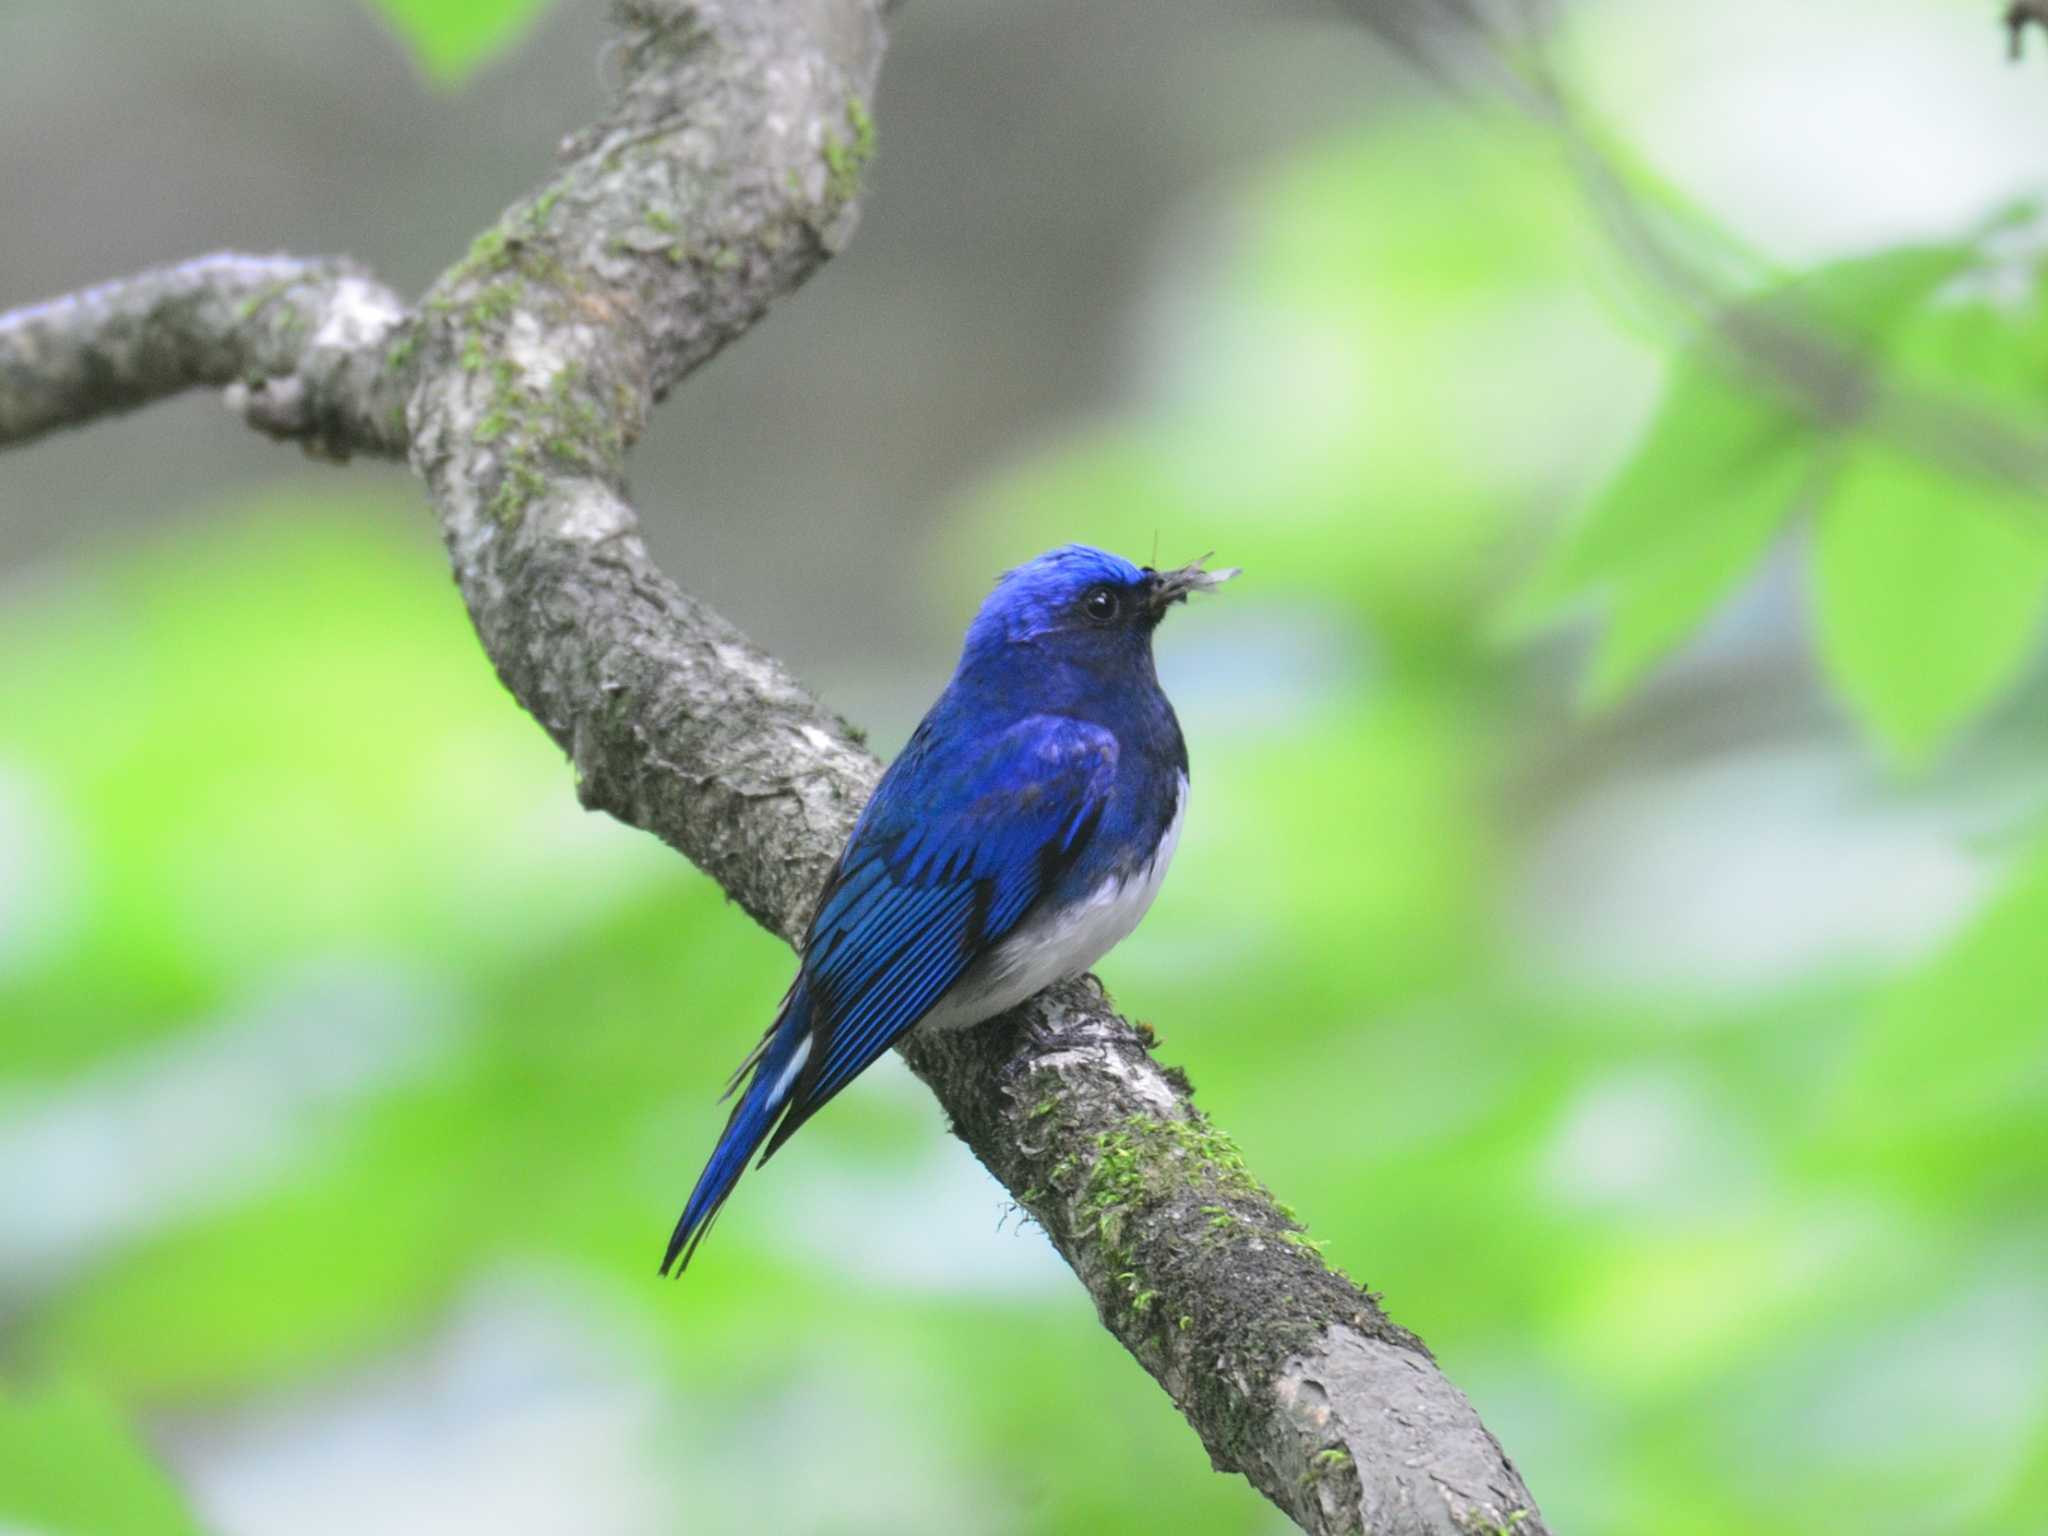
[661,995,810,1276]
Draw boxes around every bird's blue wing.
[661,711,1116,1273]
[763,711,1118,1154]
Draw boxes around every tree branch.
[0,252,412,458]
[0,3,1548,1531]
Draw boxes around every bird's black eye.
[1082,586,1121,623]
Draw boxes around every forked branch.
[0,4,1546,1531]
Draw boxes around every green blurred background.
[4,1,2047,1533]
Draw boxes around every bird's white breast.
[920,773,1187,1032]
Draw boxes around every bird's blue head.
[957,545,1237,697]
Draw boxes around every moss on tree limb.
[0,3,1548,1532]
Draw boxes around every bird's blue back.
[662,546,1219,1273]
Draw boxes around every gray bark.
[0,252,411,458]
[0,4,1548,1532]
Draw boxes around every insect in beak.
[1143,554,1241,616]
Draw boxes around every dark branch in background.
[0,3,1546,1532]
[2009,2,2048,60]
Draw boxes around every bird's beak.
[1144,555,1241,618]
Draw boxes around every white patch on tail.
[769,1033,812,1104]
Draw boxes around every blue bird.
[662,545,1237,1274]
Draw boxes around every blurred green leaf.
[1830,837,2048,1181]
[1760,243,1976,348]
[363,0,553,83]
[0,1378,203,1536]
[1796,241,2048,761]
[1517,364,1803,609]
[1516,242,1982,706]
[1892,294,2048,416]
[1813,444,2048,764]
[1511,356,1812,700]
[1584,507,1782,704]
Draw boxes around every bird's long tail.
[661,993,813,1276]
